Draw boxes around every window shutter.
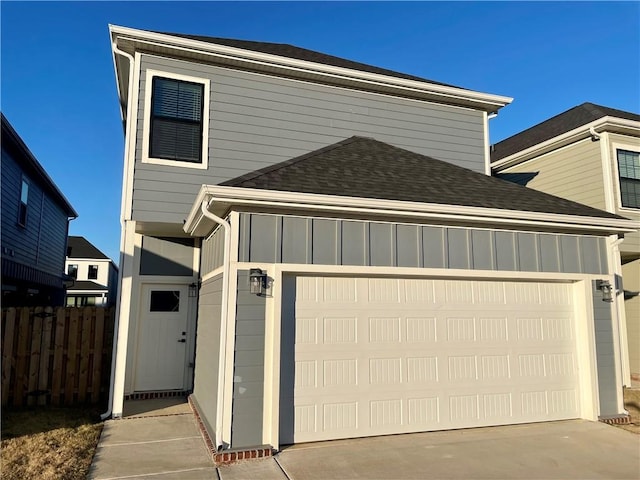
[150,77,204,163]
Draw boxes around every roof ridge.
[220,136,363,186]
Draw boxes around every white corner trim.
[141,69,210,170]
[483,111,491,176]
[109,25,512,111]
[600,132,616,213]
[492,116,640,171]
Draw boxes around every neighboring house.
[490,103,640,383]
[1,113,78,307]
[107,26,637,453]
[65,236,119,307]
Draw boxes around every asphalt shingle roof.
[67,236,110,260]
[491,102,640,162]
[153,31,457,89]
[221,136,623,220]
[70,280,108,291]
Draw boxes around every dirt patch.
[615,388,640,434]
[1,407,103,480]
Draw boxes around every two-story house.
[107,26,637,453]
[491,103,640,384]
[65,236,119,307]
[1,113,77,307]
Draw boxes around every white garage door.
[282,276,580,444]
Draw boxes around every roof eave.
[184,185,638,238]
[492,116,640,170]
[1,114,78,218]
[109,25,512,113]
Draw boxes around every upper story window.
[143,70,210,170]
[88,265,98,280]
[18,178,29,227]
[617,149,640,209]
[68,264,78,279]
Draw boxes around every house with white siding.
[65,236,119,307]
[106,26,638,456]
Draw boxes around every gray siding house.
[1,113,77,307]
[107,26,637,456]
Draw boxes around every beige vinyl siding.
[131,54,486,224]
[622,259,640,379]
[501,138,606,211]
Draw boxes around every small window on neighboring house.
[150,76,205,164]
[68,264,78,279]
[88,265,98,280]
[18,179,29,227]
[618,149,640,209]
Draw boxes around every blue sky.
[2,1,639,263]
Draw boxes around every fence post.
[38,307,54,406]
[2,308,17,406]
[92,307,106,403]
[51,307,66,405]
[13,308,31,407]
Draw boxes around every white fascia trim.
[109,25,512,111]
[184,185,638,236]
[141,69,210,170]
[492,117,640,171]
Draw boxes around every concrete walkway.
[89,400,640,480]
[88,399,217,479]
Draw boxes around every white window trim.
[610,139,640,213]
[141,69,210,170]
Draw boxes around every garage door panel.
[287,276,580,444]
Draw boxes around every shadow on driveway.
[220,420,640,480]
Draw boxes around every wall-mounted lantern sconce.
[189,281,200,298]
[249,268,267,296]
[596,280,614,303]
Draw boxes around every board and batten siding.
[191,273,224,442]
[232,270,266,448]
[200,225,225,276]
[237,213,609,275]
[131,54,486,224]
[500,138,606,212]
[592,280,620,416]
[1,146,69,277]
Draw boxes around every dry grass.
[1,407,103,480]
[616,387,640,434]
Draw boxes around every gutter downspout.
[611,236,630,389]
[199,199,232,449]
[101,41,135,421]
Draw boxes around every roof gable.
[1,113,77,217]
[222,136,623,220]
[67,236,110,260]
[491,102,640,162]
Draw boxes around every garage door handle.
[177,339,186,343]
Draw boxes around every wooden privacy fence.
[1,306,115,407]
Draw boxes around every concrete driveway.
[89,400,639,480]
[220,420,640,480]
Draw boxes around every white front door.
[135,284,189,391]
